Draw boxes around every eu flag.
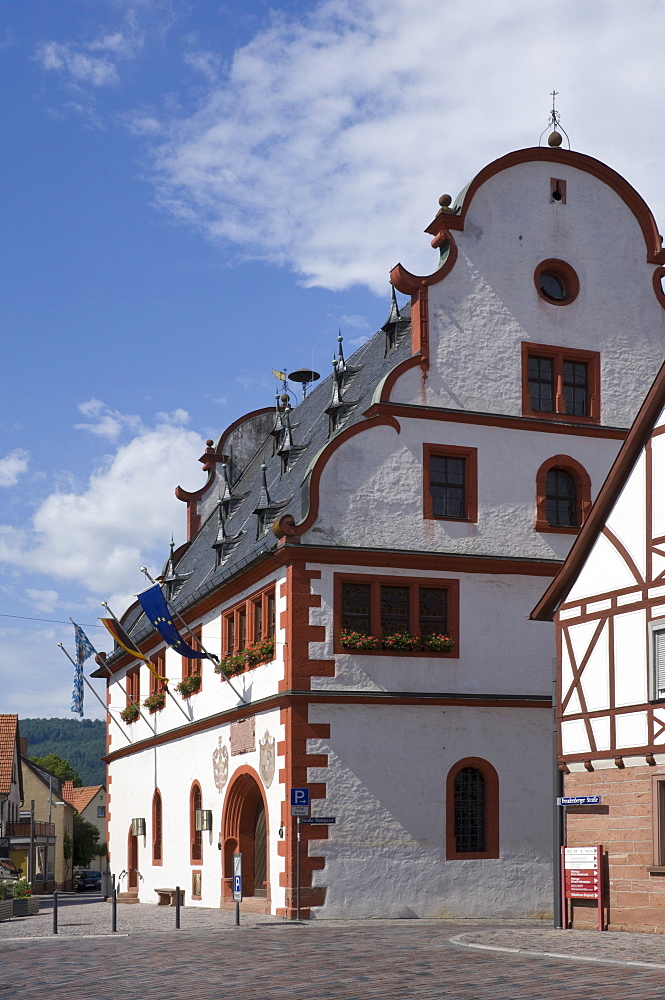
[137,584,207,659]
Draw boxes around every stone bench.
[154,888,185,907]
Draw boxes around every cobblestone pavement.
[4,898,665,998]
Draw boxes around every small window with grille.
[446,757,499,859]
[424,444,478,523]
[651,621,665,701]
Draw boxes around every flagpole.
[101,602,191,721]
[140,567,248,705]
[68,619,157,735]
[57,644,131,744]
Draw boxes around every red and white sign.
[561,845,604,930]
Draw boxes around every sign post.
[291,788,310,921]
[561,844,604,931]
[233,852,242,926]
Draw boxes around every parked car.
[0,858,22,884]
[74,870,102,892]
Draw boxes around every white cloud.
[0,413,204,600]
[184,50,222,84]
[35,17,144,89]
[25,589,59,614]
[0,449,29,487]
[140,0,665,294]
[74,399,144,441]
[341,314,370,330]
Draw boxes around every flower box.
[143,692,166,712]
[215,652,246,676]
[382,631,421,651]
[0,899,12,922]
[13,897,39,917]
[339,629,380,651]
[121,704,140,724]
[422,633,455,653]
[176,674,201,697]
[245,637,275,665]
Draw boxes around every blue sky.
[3,0,665,720]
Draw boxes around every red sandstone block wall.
[565,767,665,933]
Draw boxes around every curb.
[449,934,665,971]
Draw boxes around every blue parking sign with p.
[291,788,310,806]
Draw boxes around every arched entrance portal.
[221,767,270,909]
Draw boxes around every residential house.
[0,715,23,861]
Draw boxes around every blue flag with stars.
[137,584,207,659]
[71,622,96,717]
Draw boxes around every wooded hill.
[19,718,105,786]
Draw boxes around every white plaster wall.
[106,569,286,756]
[108,708,285,910]
[392,160,665,426]
[305,416,618,562]
[306,703,552,919]
[309,561,555,697]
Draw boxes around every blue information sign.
[300,817,336,825]
[557,796,601,806]
[291,788,310,806]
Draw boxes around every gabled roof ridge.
[530,355,665,621]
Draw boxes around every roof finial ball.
[437,194,453,216]
[548,130,563,148]
[539,89,570,149]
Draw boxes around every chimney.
[19,737,28,757]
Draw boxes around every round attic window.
[534,259,579,306]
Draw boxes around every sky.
[3,0,665,722]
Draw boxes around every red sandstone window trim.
[446,756,499,860]
[152,789,162,866]
[521,342,600,424]
[534,258,579,306]
[222,584,276,660]
[182,626,202,681]
[149,651,167,704]
[126,666,140,708]
[423,443,478,523]
[190,781,203,865]
[333,573,459,657]
[535,455,592,534]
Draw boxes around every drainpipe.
[28,800,35,886]
[552,656,563,928]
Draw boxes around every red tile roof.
[0,715,19,795]
[62,782,104,813]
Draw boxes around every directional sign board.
[233,852,242,902]
[291,787,310,817]
[557,796,601,806]
[561,844,605,931]
[300,817,336,825]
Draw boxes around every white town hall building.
[97,140,665,919]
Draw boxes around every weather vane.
[539,89,570,149]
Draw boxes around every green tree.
[73,813,100,867]
[29,753,82,787]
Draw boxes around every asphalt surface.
[4,895,665,998]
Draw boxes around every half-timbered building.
[532,354,665,933]
[99,141,665,919]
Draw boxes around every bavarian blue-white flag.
[137,584,207,659]
[71,622,96,717]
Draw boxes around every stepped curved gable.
[98,142,665,918]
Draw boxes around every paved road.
[4,901,665,999]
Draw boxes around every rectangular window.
[182,627,202,680]
[651,777,665,867]
[222,584,277,663]
[522,343,600,422]
[150,651,167,696]
[651,621,665,700]
[423,444,477,522]
[126,667,140,707]
[336,575,458,654]
[97,806,106,819]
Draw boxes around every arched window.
[152,789,162,866]
[446,757,499,859]
[190,782,202,864]
[535,455,591,533]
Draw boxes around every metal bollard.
[112,885,117,932]
[235,900,240,926]
[52,891,58,935]
[175,885,180,929]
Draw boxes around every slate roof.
[62,781,104,813]
[0,715,19,796]
[105,301,413,663]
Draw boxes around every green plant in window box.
[422,633,455,652]
[12,878,31,899]
[382,630,421,651]
[215,652,246,676]
[120,704,140,724]
[339,629,380,650]
[175,673,201,697]
[245,636,275,665]
[143,691,166,711]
